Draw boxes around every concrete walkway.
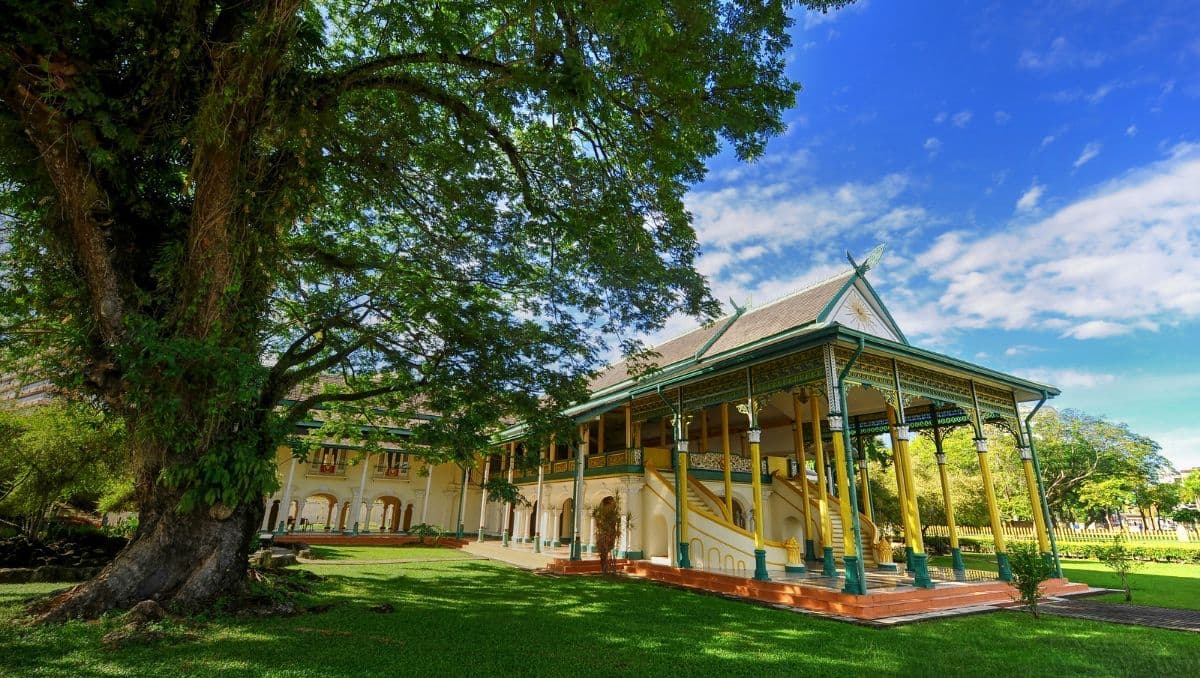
[1040,599,1200,632]
[461,541,562,570]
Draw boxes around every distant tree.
[1030,409,1168,524]
[1077,478,1135,528]
[1183,469,1200,505]
[1149,482,1182,529]
[0,402,127,538]
[1171,507,1200,529]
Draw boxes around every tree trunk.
[36,486,261,622]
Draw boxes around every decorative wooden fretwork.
[748,347,825,397]
[895,360,976,412]
[680,371,751,414]
[839,349,897,393]
[973,382,1020,420]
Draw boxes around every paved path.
[1040,599,1200,632]
[296,555,484,566]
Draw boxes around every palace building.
[264,246,1068,598]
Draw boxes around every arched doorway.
[731,499,747,529]
[561,498,574,544]
[267,500,280,531]
[338,502,351,531]
[299,493,338,531]
[372,496,402,532]
[528,501,538,539]
[403,504,414,531]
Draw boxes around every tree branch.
[331,73,534,204]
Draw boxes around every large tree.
[0,1,849,619]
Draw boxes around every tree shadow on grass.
[2,560,1197,677]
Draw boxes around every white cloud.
[914,144,1200,339]
[933,111,948,124]
[1126,124,1138,137]
[803,0,869,30]
[1151,427,1200,468]
[951,110,973,128]
[1012,368,1116,390]
[687,172,915,251]
[1040,135,1056,149]
[1018,36,1106,72]
[1016,182,1045,211]
[923,137,942,157]
[1004,344,1043,357]
[1060,320,1133,339]
[1073,141,1102,168]
[994,110,1012,125]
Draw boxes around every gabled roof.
[587,263,907,397]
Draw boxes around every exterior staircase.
[772,473,886,568]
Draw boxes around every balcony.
[374,464,410,480]
[308,462,348,477]
[514,448,644,481]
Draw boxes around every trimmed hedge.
[954,536,1200,563]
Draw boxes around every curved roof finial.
[847,243,886,276]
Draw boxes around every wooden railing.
[926,524,1200,543]
[307,462,347,477]
[373,464,409,480]
[513,448,643,479]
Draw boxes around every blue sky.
[671,1,1200,468]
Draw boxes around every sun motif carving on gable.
[844,294,876,331]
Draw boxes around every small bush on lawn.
[409,523,443,545]
[1008,542,1053,618]
[1095,536,1142,602]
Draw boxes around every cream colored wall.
[263,447,486,534]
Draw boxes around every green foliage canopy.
[0,1,850,517]
[0,402,127,537]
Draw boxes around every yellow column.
[791,394,814,559]
[857,455,873,522]
[977,439,1012,580]
[810,397,835,575]
[675,412,691,568]
[748,425,770,580]
[896,427,925,555]
[887,406,916,552]
[832,432,858,560]
[721,403,733,519]
[1020,449,1051,555]
[935,451,965,573]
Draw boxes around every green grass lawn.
[2,550,1197,677]
[929,553,1200,610]
[304,545,473,562]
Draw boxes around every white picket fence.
[926,524,1198,543]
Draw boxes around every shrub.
[923,535,952,555]
[409,523,443,545]
[1094,536,1142,602]
[1007,542,1053,618]
[891,544,906,563]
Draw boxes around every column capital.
[747,428,761,444]
[677,440,690,453]
[895,425,911,441]
[935,451,947,465]
[1018,446,1032,461]
[974,438,989,453]
[827,414,844,432]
